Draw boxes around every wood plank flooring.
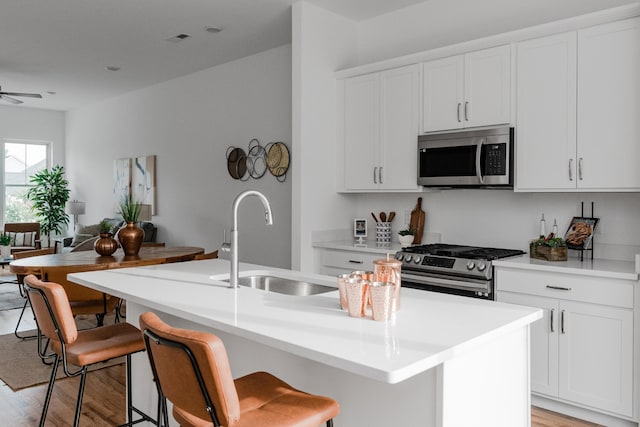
[0,299,603,426]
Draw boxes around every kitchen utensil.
[265,141,290,181]
[409,197,425,244]
[371,212,379,222]
[380,212,387,222]
[387,212,396,223]
[226,147,247,180]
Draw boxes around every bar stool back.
[140,311,339,427]
[24,275,157,427]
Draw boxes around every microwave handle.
[475,138,484,184]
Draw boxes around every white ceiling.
[0,0,425,111]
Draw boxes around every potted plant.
[117,198,144,256]
[94,220,118,256]
[530,234,568,261]
[26,165,70,247]
[0,233,11,258]
[398,227,415,247]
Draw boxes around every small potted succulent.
[0,233,11,258]
[398,227,415,247]
[530,233,568,261]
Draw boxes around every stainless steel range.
[395,244,525,300]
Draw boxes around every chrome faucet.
[220,190,273,288]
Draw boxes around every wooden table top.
[10,246,204,275]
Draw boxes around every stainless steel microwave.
[417,126,514,188]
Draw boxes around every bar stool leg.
[39,355,60,427]
[73,367,89,427]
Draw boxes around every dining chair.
[24,275,158,427]
[139,311,339,427]
[12,247,55,339]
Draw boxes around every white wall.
[356,0,634,65]
[65,45,293,269]
[291,2,359,271]
[0,105,65,166]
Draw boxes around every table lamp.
[66,200,86,230]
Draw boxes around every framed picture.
[113,158,131,212]
[132,155,156,215]
[564,217,599,250]
[354,218,367,239]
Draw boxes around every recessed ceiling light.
[205,26,222,34]
[105,66,121,72]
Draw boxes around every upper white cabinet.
[515,32,577,190]
[422,45,511,132]
[516,17,640,191]
[577,17,640,190]
[341,64,420,192]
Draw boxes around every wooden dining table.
[10,245,204,276]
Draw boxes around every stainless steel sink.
[224,275,336,296]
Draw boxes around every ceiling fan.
[0,86,42,104]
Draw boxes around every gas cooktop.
[401,244,525,261]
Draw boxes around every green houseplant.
[26,165,70,247]
[0,233,11,258]
[398,227,415,246]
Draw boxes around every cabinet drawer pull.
[568,159,574,181]
[457,103,462,122]
[464,101,469,121]
[550,308,555,333]
[561,310,566,334]
[546,285,572,291]
[578,157,584,181]
[379,166,383,184]
[373,166,378,184]
[348,260,363,264]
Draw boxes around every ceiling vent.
[166,33,191,43]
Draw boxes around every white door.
[558,300,633,416]
[464,45,511,128]
[515,32,577,191]
[343,73,379,191]
[577,17,640,190]
[422,55,464,132]
[498,292,559,397]
[379,64,420,191]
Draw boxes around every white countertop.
[69,259,541,384]
[494,255,639,281]
[313,240,405,254]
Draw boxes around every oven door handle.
[402,272,490,293]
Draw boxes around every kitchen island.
[69,258,541,426]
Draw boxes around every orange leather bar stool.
[23,275,157,427]
[140,311,340,427]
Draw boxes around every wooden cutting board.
[409,197,425,244]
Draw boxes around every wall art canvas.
[113,158,131,212]
[131,155,156,215]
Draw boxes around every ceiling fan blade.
[0,91,42,99]
[0,94,23,104]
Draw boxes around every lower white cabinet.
[320,248,385,276]
[496,268,634,418]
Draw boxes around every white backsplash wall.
[355,191,640,261]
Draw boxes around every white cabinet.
[421,45,511,132]
[515,32,577,191]
[496,268,634,417]
[342,64,420,192]
[320,248,384,276]
[576,17,640,190]
[516,18,640,191]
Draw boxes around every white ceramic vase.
[398,234,414,247]
[0,245,11,259]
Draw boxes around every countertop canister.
[373,258,402,312]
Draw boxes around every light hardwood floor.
[0,294,602,426]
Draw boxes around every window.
[3,140,50,222]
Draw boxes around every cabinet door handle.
[379,166,383,184]
[561,310,566,334]
[348,260,363,264]
[464,101,469,121]
[578,157,584,181]
[550,308,555,333]
[457,103,462,122]
[568,159,574,181]
[546,285,572,291]
[373,166,378,184]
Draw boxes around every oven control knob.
[466,261,476,270]
[414,255,422,264]
[477,262,487,272]
[395,253,404,261]
[404,255,413,263]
